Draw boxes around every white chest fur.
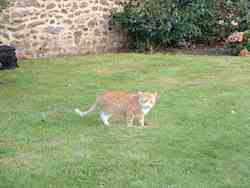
[141,106,152,115]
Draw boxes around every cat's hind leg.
[100,112,111,126]
[126,114,134,127]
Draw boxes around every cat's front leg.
[138,115,145,127]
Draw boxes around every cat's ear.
[154,92,158,97]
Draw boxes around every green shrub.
[112,0,199,50]
[243,30,250,51]
[244,30,250,39]
[226,43,243,55]
[0,0,9,12]
[112,0,250,51]
[238,0,250,31]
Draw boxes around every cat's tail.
[74,101,98,118]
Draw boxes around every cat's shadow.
[78,115,155,128]
[109,118,155,128]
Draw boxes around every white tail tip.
[75,108,84,117]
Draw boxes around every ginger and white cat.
[75,91,158,127]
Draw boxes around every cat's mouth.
[141,105,152,114]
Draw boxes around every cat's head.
[138,92,158,114]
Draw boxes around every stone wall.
[0,0,126,58]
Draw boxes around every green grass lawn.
[1,53,250,188]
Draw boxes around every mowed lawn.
[1,53,250,188]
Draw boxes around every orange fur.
[75,91,158,127]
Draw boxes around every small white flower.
[218,20,224,25]
[231,20,238,26]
